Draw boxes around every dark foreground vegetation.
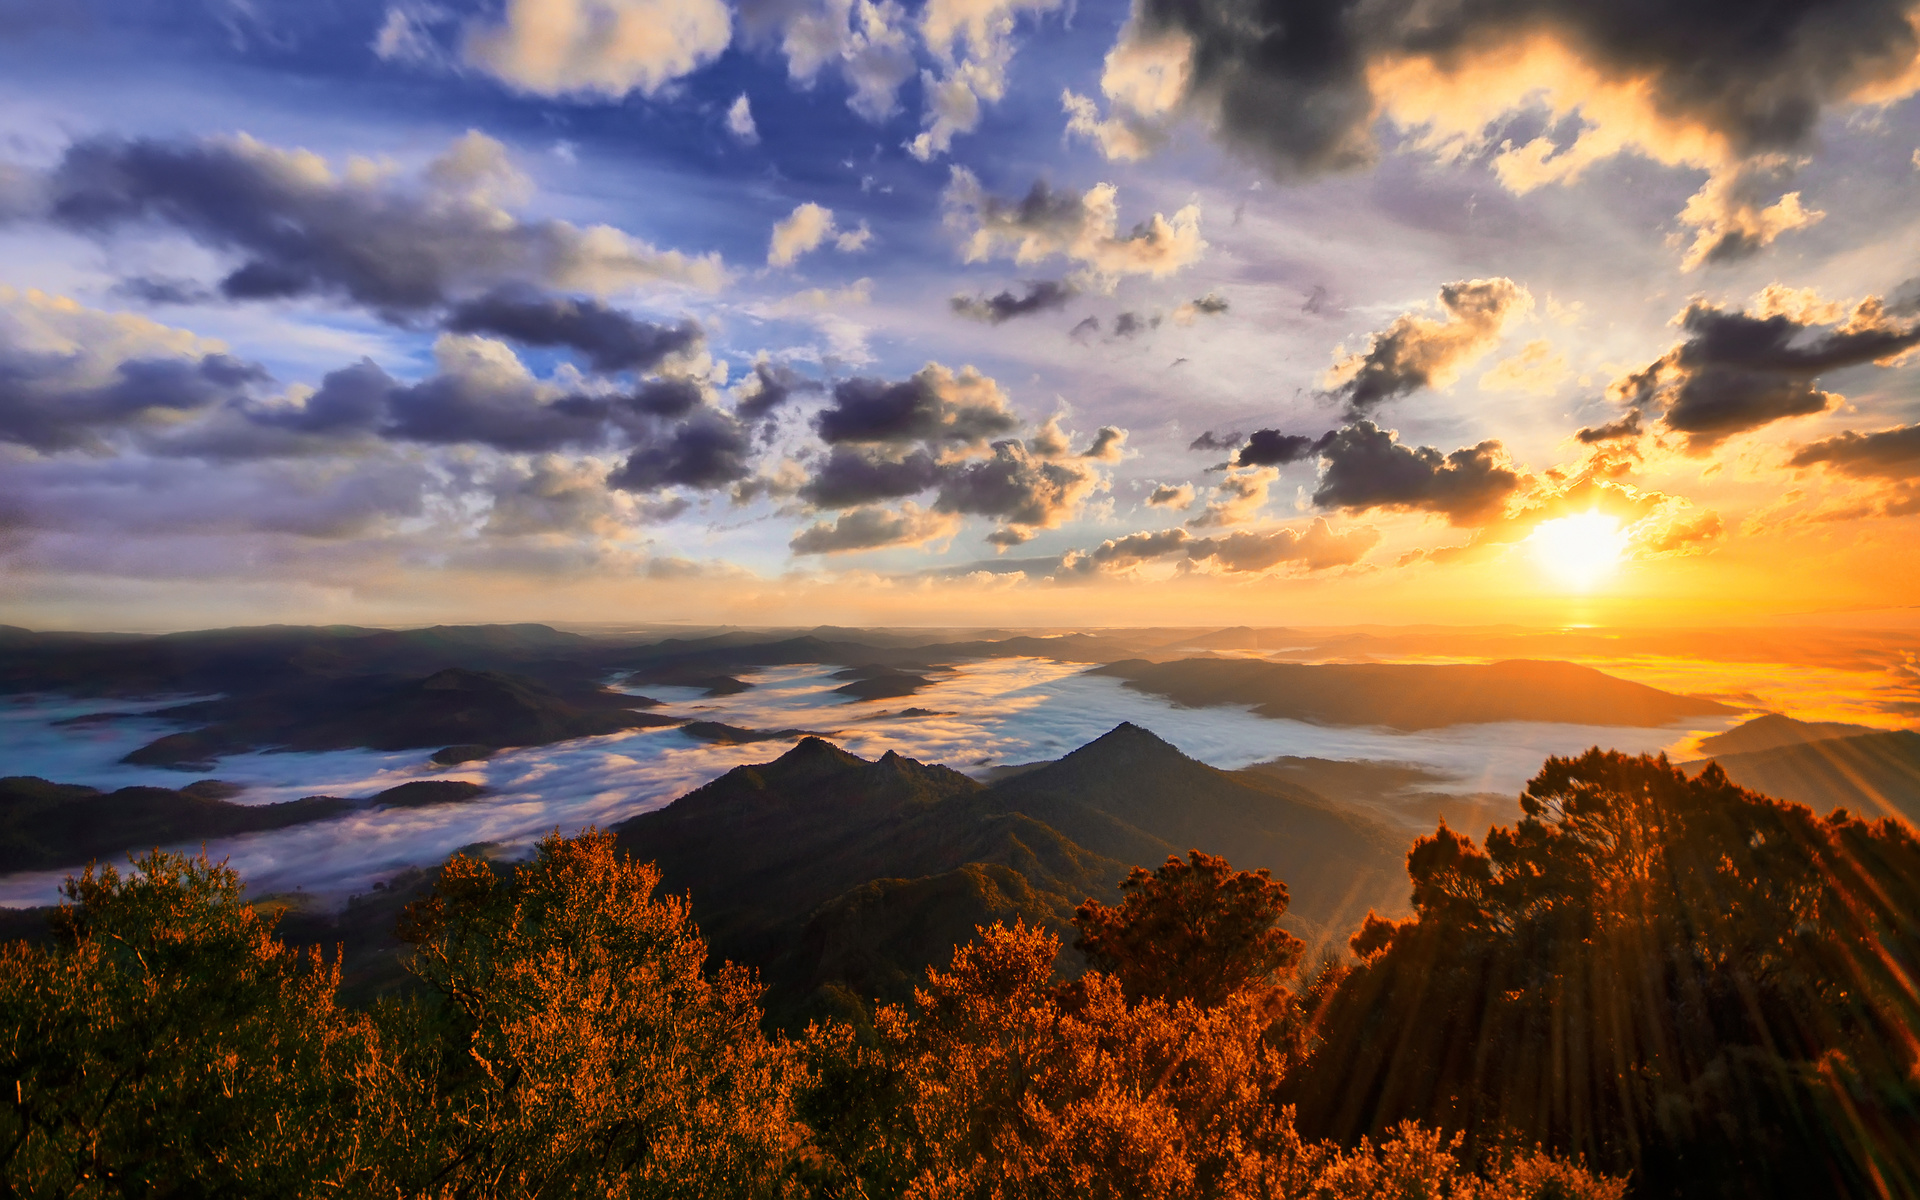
[1,750,1915,1197]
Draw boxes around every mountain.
[1684,729,1920,827]
[614,723,1408,1025]
[122,668,680,769]
[981,723,1405,939]
[1694,712,1880,757]
[0,777,352,873]
[1089,658,1735,730]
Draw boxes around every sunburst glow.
[1528,512,1629,591]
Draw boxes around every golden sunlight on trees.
[1298,750,1920,1199]
[798,919,1622,1199]
[384,831,807,1194]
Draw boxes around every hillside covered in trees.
[1,746,1916,1197]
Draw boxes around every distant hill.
[1694,712,1880,757]
[1090,658,1734,730]
[1683,729,1920,827]
[0,776,352,873]
[614,723,1407,1025]
[121,668,680,769]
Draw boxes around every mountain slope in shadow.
[613,722,1408,1026]
[0,777,352,873]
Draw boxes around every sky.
[0,0,1917,631]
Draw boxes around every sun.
[1527,511,1629,591]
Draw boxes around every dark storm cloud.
[1127,0,1920,177]
[1612,293,1920,448]
[1329,279,1528,414]
[32,132,717,317]
[949,279,1077,324]
[814,365,1019,448]
[1111,311,1160,339]
[1189,293,1228,316]
[1236,428,1325,467]
[444,288,702,374]
[797,447,944,507]
[1312,420,1521,526]
[0,347,266,451]
[608,409,753,492]
[734,361,818,420]
[1789,424,1920,479]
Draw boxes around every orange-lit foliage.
[386,829,808,1196]
[1295,749,1920,1199]
[1074,850,1305,1008]
[0,852,376,1192]
[800,920,1623,1199]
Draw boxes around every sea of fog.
[0,657,1741,907]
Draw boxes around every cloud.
[443,286,702,374]
[814,362,1019,449]
[482,455,663,538]
[462,0,731,100]
[949,279,1075,323]
[1325,278,1531,414]
[726,94,760,144]
[1187,429,1242,452]
[909,0,1065,160]
[1059,517,1377,575]
[737,0,917,122]
[1080,426,1127,462]
[943,169,1204,289]
[1171,292,1227,325]
[788,500,958,553]
[1186,465,1276,528]
[769,202,858,267]
[1574,410,1644,445]
[36,131,724,316]
[1191,520,1380,572]
[1790,423,1920,480]
[1635,510,1724,557]
[934,438,1106,534]
[1610,288,1920,450]
[1060,21,1191,161]
[607,407,753,491]
[1236,429,1324,467]
[1104,0,1920,262]
[1312,420,1522,526]
[798,446,944,507]
[1479,338,1570,396]
[733,360,819,420]
[382,335,613,451]
[1111,311,1159,339]
[1145,482,1194,509]
[0,287,267,452]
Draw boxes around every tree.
[385,829,809,1197]
[1072,850,1304,1007]
[0,851,378,1193]
[1293,750,1920,1199]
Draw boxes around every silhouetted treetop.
[1073,849,1304,1007]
